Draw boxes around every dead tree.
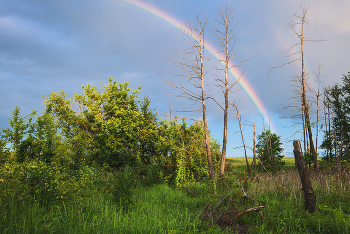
[211,3,242,178]
[232,102,251,176]
[270,5,323,177]
[162,15,215,180]
[293,140,316,213]
[253,122,257,176]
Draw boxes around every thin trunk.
[235,105,251,176]
[305,103,319,175]
[199,29,215,181]
[315,68,321,154]
[214,4,236,178]
[329,102,332,157]
[300,14,319,176]
[219,35,229,178]
[331,103,337,161]
[324,99,329,158]
[253,123,257,176]
[339,119,343,173]
[302,103,307,151]
[324,98,328,157]
[268,131,275,167]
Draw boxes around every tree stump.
[293,140,316,213]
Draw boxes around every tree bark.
[163,16,215,181]
[234,104,251,176]
[212,4,239,178]
[253,123,257,176]
[293,140,316,213]
[299,8,319,176]
[199,21,215,181]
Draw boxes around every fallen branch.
[234,206,265,219]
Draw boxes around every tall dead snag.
[293,140,316,213]
[163,16,215,180]
[270,5,322,177]
[291,6,321,177]
[211,3,242,178]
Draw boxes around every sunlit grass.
[1,159,350,233]
[0,182,226,233]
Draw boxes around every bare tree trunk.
[302,103,307,151]
[299,7,319,176]
[332,104,337,164]
[233,103,251,176]
[304,103,319,175]
[211,4,240,178]
[202,80,215,180]
[293,140,316,213]
[315,66,322,154]
[163,16,215,181]
[198,20,215,181]
[339,119,343,173]
[253,123,257,176]
[324,96,329,157]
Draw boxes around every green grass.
[1,159,350,233]
[0,182,226,233]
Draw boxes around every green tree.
[256,130,284,171]
[321,72,350,163]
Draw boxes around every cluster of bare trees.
[162,3,244,182]
[163,3,335,187]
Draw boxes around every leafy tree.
[321,72,350,163]
[1,105,65,164]
[1,78,222,189]
[256,130,284,171]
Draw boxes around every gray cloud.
[0,0,348,157]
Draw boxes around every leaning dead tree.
[162,15,215,180]
[293,140,316,213]
[211,3,243,178]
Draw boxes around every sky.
[1,0,349,158]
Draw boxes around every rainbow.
[107,0,277,132]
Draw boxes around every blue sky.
[1,0,349,158]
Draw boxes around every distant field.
[226,157,297,175]
[226,157,323,174]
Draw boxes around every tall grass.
[0,181,227,233]
[227,165,350,233]
[2,160,350,233]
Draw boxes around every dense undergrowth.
[1,158,350,233]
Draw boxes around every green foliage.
[304,149,316,168]
[256,130,284,171]
[160,119,221,186]
[1,106,64,164]
[0,78,222,212]
[0,161,93,206]
[0,78,228,234]
[321,72,350,162]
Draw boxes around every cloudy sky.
[1,0,349,157]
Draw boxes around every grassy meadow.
[1,158,350,233]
